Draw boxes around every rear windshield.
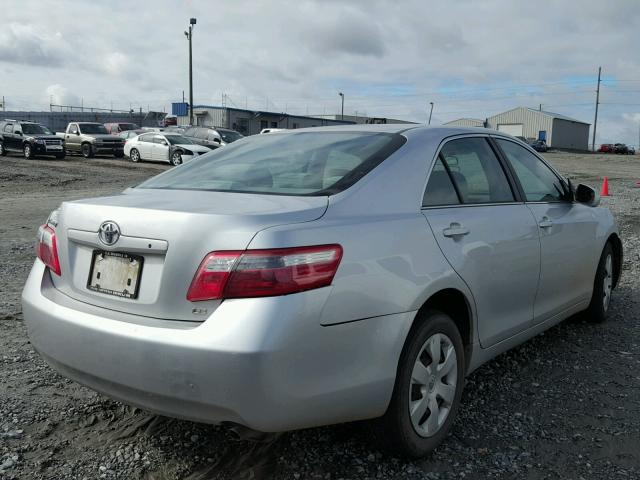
[80,124,108,134]
[138,132,405,196]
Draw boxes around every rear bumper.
[22,260,412,432]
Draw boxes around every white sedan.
[124,132,211,166]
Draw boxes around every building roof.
[443,118,484,125]
[493,106,590,125]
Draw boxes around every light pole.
[428,102,434,125]
[184,18,197,126]
[338,92,344,121]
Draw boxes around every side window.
[4,123,13,133]
[69,124,78,134]
[13,124,23,134]
[422,158,460,207]
[496,139,565,202]
[440,138,514,204]
[153,135,166,144]
[139,134,153,143]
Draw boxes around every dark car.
[628,146,636,155]
[0,120,65,159]
[529,139,548,152]
[183,126,244,149]
[614,143,629,154]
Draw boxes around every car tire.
[129,148,140,162]
[114,151,124,158]
[371,309,465,458]
[0,142,6,156]
[170,151,183,166]
[81,143,94,158]
[585,242,615,323]
[23,144,34,159]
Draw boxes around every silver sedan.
[22,125,621,457]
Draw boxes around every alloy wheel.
[171,152,183,165]
[409,333,458,438]
[603,253,613,311]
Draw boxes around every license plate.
[87,251,144,299]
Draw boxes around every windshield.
[165,135,195,145]
[79,124,108,134]
[21,124,52,135]
[138,132,405,196]
[119,123,139,131]
[218,130,244,143]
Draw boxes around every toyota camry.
[22,125,622,457]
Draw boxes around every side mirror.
[213,138,221,144]
[575,183,600,207]
[75,131,80,136]
[15,131,22,136]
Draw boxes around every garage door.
[497,124,523,137]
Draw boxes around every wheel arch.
[607,233,623,288]
[411,288,474,372]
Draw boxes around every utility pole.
[539,103,542,111]
[428,102,434,125]
[185,18,197,126]
[592,66,601,152]
[339,92,344,120]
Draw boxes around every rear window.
[138,132,405,196]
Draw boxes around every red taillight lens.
[186,245,343,302]
[36,224,61,276]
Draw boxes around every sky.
[1,0,639,146]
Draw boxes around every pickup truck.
[56,122,125,158]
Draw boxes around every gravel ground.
[0,150,638,479]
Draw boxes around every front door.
[422,137,540,348]
[495,138,599,323]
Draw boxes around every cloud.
[45,84,80,107]
[0,23,70,67]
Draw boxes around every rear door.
[3,123,17,150]
[494,138,599,323]
[422,136,540,347]
[152,135,170,161]
[136,133,154,159]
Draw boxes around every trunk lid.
[51,188,328,321]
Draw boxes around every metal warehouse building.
[446,107,591,150]
[173,103,352,136]
[443,118,485,128]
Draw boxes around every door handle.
[443,223,470,237]
[538,217,553,228]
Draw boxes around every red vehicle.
[598,144,614,153]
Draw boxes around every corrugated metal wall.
[551,119,589,150]
[487,107,554,143]
[443,118,485,127]
[2,111,163,132]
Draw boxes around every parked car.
[56,123,125,158]
[22,126,622,458]
[0,120,65,159]
[614,143,629,154]
[598,144,614,153]
[124,132,211,165]
[104,122,140,135]
[119,130,143,141]
[514,135,527,143]
[163,126,187,134]
[628,146,636,155]
[183,126,243,149]
[260,128,286,134]
[528,139,548,152]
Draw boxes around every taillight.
[36,224,61,276]
[187,245,343,302]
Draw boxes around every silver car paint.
[22,125,620,432]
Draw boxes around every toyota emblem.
[98,221,121,246]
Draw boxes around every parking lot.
[1,151,639,479]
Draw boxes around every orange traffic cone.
[601,177,610,196]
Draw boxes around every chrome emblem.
[98,221,121,246]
